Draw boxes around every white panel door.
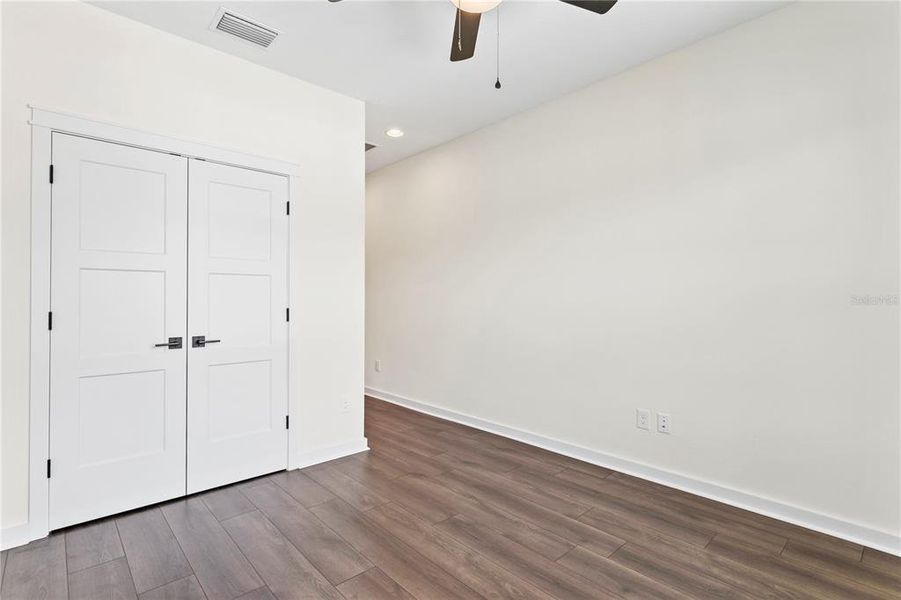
[187,160,289,493]
[49,134,188,529]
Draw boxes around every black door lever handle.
[154,337,182,349]
[192,336,222,348]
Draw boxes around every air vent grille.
[214,9,278,48]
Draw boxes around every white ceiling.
[94,0,788,172]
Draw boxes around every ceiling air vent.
[365,143,377,152]
[211,8,278,48]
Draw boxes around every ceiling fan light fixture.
[385,128,405,138]
[451,0,502,14]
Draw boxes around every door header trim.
[29,106,299,177]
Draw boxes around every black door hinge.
[286,201,290,216]
[285,415,290,429]
[46,459,51,478]
[286,307,290,322]
[48,311,53,331]
[49,165,54,184]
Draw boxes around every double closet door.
[48,133,289,529]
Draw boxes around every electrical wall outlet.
[342,397,351,413]
[374,359,382,372]
[636,409,650,431]
[657,413,671,434]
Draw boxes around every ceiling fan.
[447,0,617,61]
[327,0,617,62]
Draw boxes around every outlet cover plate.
[636,408,650,431]
[657,413,671,434]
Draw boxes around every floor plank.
[268,469,336,508]
[368,438,447,477]
[235,587,277,600]
[116,508,193,594]
[409,470,578,560]
[454,495,577,561]
[0,533,68,600]
[862,547,901,576]
[329,460,459,524]
[220,511,343,600]
[367,422,448,457]
[66,518,125,574]
[311,498,483,600]
[610,541,755,599]
[609,471,857,559]
[200,487,256,522]
[780,540,901,599]
[480,467,593,519]
[240,480,372,585]
[538,468,716,547]
[706,534,887,600]
[337,568,416,600]
[160,498,262,600]
[68,557,137,600]
[436,514,616,600]
[138,575,206,600]
[429,448,516,476]
[577,500,713,550]
[331,451,407,480]
[302,464,391,512]
[367,502,554,600]
[557,545,693,600]
[435,430,566,475]
[578,507,810,599]
[436,468,625,556]
[580,470,786,553]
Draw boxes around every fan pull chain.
[495,5,502,89]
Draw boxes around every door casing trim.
[14,107,298,550]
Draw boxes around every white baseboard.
[365,386,901,557]
[290,438,370,470]
[1,521,44,552]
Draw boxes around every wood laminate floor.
[2,397,899,599]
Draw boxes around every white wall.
[2,1,365,532]
[367,0,900,547]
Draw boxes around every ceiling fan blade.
[560,0,617,15]
[450,9,481,62]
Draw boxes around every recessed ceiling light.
[385,128,404,138]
